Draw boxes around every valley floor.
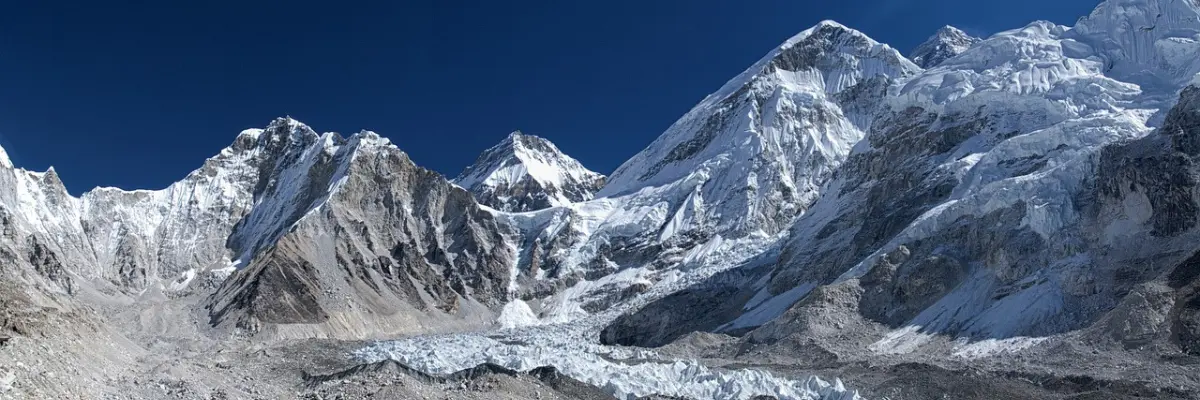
[2,309,1198,400]
[2,269,1198,400]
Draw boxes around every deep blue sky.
[1,0,1100,194]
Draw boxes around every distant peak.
[454,131,604,212]
[784,19,868,47]
[770,19,911,70]
[265,116,299,130]
[348,130,392,148]
[815,19,848,29]
[238,128,265,140]
[909,24,981,68]
[496,130,558,156]
[503,130,531,146]
[936,25,970,37]
[260,116,318,143]
[353,130,383,141]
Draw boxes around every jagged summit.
[590,19,918,251]
[909,25,980,68]
[602,20,917,196]
[679,20,914,119]
[454,131,604,212]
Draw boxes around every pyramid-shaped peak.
[455,132,604,212]
[909,24,981,68]
[780,19,877,50]
[765,20,916,82]
[936,25,971,37]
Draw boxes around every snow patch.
[869,326,937,355]
[211,262,239,281]
[497,300,540,329]
[168,268,197,291]
[952,336,1048,360]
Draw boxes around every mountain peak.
[602,18,917,198]
[0,143,11,169]
[814,19,848,30]
[455,132,604,212]
[778,19,875,52]
[909,25,980,68]
[506,131,565,158]
[936,25,969,36]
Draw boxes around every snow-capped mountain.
[497,22,920,313]
[0,117,516,340]
[0,120,266,294]
[606,0,1200,360]
[7,0,1200,397]
[454,131,604,212]
[208,121,515,338]
[908,25,980,68]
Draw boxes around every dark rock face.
[1092,86,1200,354]
[1175,286,1200,355]
[25,235,74,295]
[207,136,515,338]
[601,268,764,347]
[1169,250,1200,289]
[209,246,331,329]
[600,286,745,348]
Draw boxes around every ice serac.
[206,124,516,340]
[908,25,980,68]
[607,0,1200,355]
[1072,0,1200,90]
[454,131,604,212]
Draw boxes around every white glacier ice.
[357,329,860,400]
